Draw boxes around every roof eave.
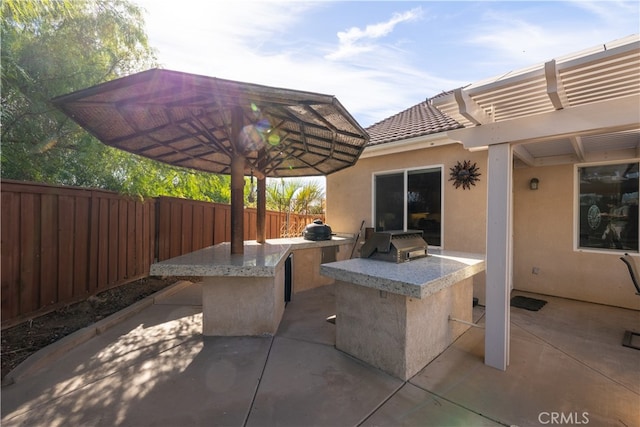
[360,132,459,159]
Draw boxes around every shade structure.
[52,68,369,253]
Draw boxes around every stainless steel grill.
[360,230,428,263]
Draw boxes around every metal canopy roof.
[53,69,370,254]
[52,68,369,178]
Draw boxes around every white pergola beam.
[453,88,493,125]
[513,144,536,167]
[447,94,640,148]
[545,60,569,110]
[569,135,586,162]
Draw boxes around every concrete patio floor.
[2,281,639,427]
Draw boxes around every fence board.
[192,205,204,251]
[1,192,20,320]
[144,201,154,268]
[97,197,109,290]
[87,194,100,294]
[57,195,75,302]
[245,210,255,241]
[157,198,169,261]
[127,200,136,279]
[40,194,58,307]
[19,194,40,315]
[169,202,182,259]
[134,203,146,277]
[117,199,128,282]
[181,203,193,254]
[73,196,90,297]
[108,198,119,285]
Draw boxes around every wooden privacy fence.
[1,181,323,326]
[1,181,156,326]
[155,196,321,260]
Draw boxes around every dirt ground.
[1,276,196,380]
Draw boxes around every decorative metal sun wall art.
[449,160,481,190]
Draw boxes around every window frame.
[574,159,640,254]
[371,164,444,248]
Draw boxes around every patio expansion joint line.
[378,310,511,426]
[356,310,492,427]
[405,383,512,427]
[243,335,275,427]
[511,320,640,396]
[355,381,406,427]
[275,334,340,349]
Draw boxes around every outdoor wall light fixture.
[530,178,539,190]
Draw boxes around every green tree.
[265,178,325,214]
[293,179,324,215]
[1,0,232,202]
[2,0,154,184]
[266,178,301,213]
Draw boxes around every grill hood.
[360,230,428,263]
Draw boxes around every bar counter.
[150,236,353,336]
[320,250,485,380]
[319,250,485,299]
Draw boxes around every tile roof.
[365,97,463,147]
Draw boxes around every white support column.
[485,142,512,371]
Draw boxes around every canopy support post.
[257,176,266,243]
[230,107,245,255]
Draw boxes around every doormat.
[511,296,547,311]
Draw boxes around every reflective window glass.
[578,162,639,252]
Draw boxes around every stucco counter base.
[150,237,353,336]
[201,273,286,336]
[320,251,485,380]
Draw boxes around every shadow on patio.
[2,282,638,426]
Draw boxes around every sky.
[132,0,639,129]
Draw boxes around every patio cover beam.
[569,135,586,162]
[545,59,569,110]
[453,88,493,125]
[512,144,535,167]
[445,94,640,148]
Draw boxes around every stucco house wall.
[326,142,488,304]
[513,164,639,309]
[327,145,639,310]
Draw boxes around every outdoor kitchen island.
[320,250,485,380]
[150,236,353,336]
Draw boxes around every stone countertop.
[319,250,485,299]
[150,236,354,278]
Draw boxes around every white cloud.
[326,7,423,61]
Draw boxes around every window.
[578,162,639,252]
[374,167,442,246]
